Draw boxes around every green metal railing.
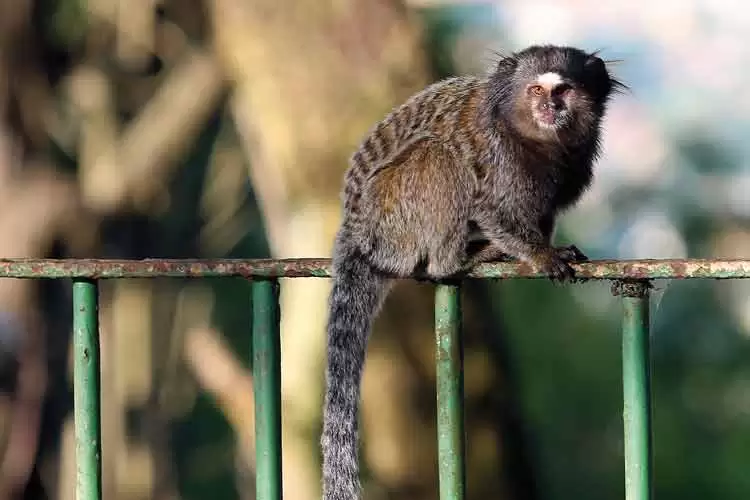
[3,257,749,500]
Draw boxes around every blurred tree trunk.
[209,0,434,497]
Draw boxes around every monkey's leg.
[364,141,441,277]
[426,232,469,278]
[367,137,470,279]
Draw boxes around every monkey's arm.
[467,212,580,280]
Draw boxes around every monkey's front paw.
[555,245,589,262]
[535,251,576,282]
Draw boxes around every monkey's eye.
[528,85,544,96]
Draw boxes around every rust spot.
[0,258,744,280]
[612,279,652,298]
[671,260,689,279]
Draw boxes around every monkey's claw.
[549,260,576,282]
[555,245,589,262]
[536,251,577,283]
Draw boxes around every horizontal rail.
[0,258,747,279]
[56,257,740,499]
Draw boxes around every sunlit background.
[0,0,748,499]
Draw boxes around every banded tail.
[321,244,390,499]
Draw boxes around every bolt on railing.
[1,257,748,500]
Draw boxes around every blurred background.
[0,0,748,499]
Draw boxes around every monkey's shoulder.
[386,76,485,136]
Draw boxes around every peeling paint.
[0,258,746,279]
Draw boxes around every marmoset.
[322,44,623,499]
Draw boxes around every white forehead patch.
[536,72,563,86]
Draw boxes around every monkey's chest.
[530,164,591,212]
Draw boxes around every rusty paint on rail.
[0,258,747,279]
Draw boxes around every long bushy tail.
[321,244,390,500]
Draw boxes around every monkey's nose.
[545,100,564,111]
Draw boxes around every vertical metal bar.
[435,282,466,500]
[252,279,282,500]
[620,280,653,500]
[73,279,102,500]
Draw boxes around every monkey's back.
[339,76,488,276]
[342,76,486,214]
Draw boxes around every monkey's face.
[487,45,623,143]
[524,72,576,131]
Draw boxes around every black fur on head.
[482,45,625,144]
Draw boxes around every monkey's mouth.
[534,107,569,129]
[539,109,557,124]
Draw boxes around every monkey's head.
[485,45,624,144]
